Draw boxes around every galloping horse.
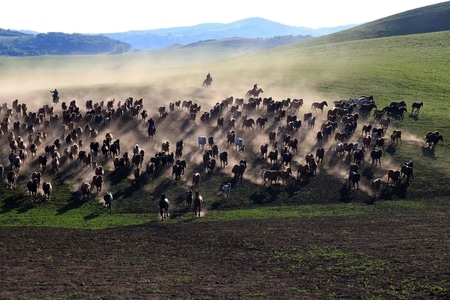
[185,190,193,211]
[245,88,263,98]
[193,191,203,217]
[311,101,328,113]
[203,77,212,88]
[159,193,169,220]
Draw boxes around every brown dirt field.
[1,211,449,299]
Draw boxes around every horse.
[245,88,263,98]
[221,183,232,197]
[172,164,183,181]
[81,182,91,201]
[219,151,228,167]
[297,164,310,181]
[256,117,268,130]
[401,163,414,185]
[391,130,402,144]
[193,191,203,217]
[6,171,16,189]
[198,136,207,148]
[263,170,281,184]
[103,191,113,213]
[242,118,255,130]
[348,172,361,189]
[260,144,269,158]
[280,168,292,184]
[316,148,325,165]
[411,102,423,114]
[371,149,382,166]
[311,101,328,113]
[268,149,278,165]
[307,116,316,129]
[387,169,401,185]
[370,178,383,196]
[192,172,201,188]
[232,161,247,179]
[185,190,193,211]
[353,148,365,165]
[203,76,212,88]
[27,178,39,200]
[282,152,293,167]
[362,124,372,136]
[159,194,169,220]
[235,137,245,151]
[42,181,52,202]
[425,132,443,150]
[147,125,156,138]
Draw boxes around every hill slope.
[298,1,450,46]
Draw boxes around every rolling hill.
[296,1,450,47]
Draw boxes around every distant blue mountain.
[100,17,357,51]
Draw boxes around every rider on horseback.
[148,117,155,129]
[50,88,59,99]
[206,73,211,82]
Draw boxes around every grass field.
[0,30,449,299]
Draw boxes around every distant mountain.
[101,18,357,51]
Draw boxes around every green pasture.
[1,30,450,229]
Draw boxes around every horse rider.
[148,117,155,129]
[252,84,258,92]
[206,73,211,82]
[50,88,59,98]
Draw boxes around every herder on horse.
[50,88,59,104]
[246,84,263,98]
[203,73,213,87]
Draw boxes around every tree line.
[0,30,130,56]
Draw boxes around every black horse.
[159,194,169,220]
[147,125,156,138]
[185,190,193,211]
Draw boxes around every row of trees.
[0,31,130,56]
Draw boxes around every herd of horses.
[0,88,442,219]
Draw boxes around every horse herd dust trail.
[0,69,428,205]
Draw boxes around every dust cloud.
[0,54,423,198]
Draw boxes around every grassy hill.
[1,29,449,226]
[297,1,450,47]
[0,6,449,299]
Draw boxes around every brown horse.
[159,194,169,220]
[242,118,255,130]
[193,191,203,217]
[245,88,263,98]
[263,169,281,184]
[311,101,328,113]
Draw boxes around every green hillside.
[298,1,450,46]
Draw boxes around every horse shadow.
[385,144,396,155]
[57,192,86,215]
[338,183,357,203]
[408,113,419,121]
[1,195,29,213]
[83,206,108,220]
[361,167,376,181]
[421,146,436,159]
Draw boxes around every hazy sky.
[2,0,446,33]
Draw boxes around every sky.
[1,0,446,33]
